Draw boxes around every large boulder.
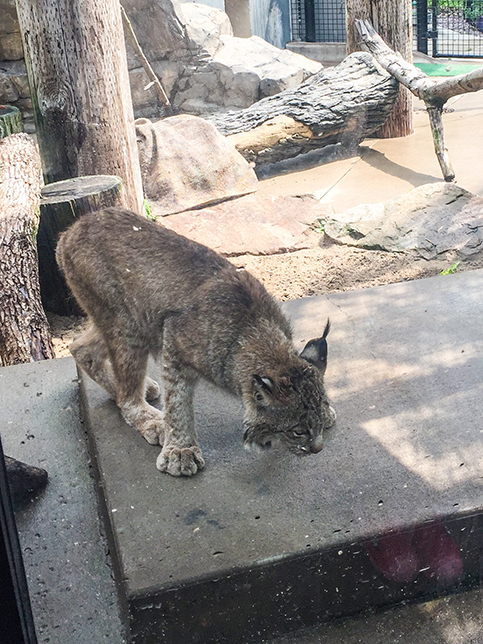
[160,193,331,256]
[173,34,322,114]
[324,182,483,259]
[136,114,258,215]
[176,1,233,56]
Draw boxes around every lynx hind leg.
[109,343,165,447]
[70,325,160,403]
[145,377,161,402]
[70,325,117,400]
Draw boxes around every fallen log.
[208,52,399,167]
[355,19,483,181]
[0,133,54,366]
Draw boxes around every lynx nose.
[310,435,324,453]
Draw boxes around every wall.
[249,0,291,48]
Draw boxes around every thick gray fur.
[56,208,335,477]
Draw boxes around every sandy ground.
[49,232,483,359]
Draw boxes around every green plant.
[464,0,483,20]
[144,199,156,221]
[440,261,460,275]
[312,219,326,234]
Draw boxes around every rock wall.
[0,0,320,129]
[0,0,33,130]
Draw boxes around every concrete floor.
[257,91,483,213]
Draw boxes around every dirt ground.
[49,233,483,359]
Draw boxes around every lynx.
[56,208,336,477]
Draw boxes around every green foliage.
[464,0,483,20]
[438,0,483,19]
[438,0,464,9]
[312,219,326,234]
[144,199,156,221]
[440,261,460,275]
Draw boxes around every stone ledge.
[79,269,483,643]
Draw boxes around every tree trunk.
[0,133,54,366]
[38,175,124,315]
[0,106,23,140]
[209,52,398,167]
[15,0,144,214]
[346,0,413,137]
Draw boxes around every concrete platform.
[0,358,126,644]
[79,268,483,643]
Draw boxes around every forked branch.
[355,19,483,181]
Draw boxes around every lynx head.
[243,320,336,455]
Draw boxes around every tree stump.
[208,52,399,168]
[0,106,23,140]
[0,133,54,366]
[15,0,144,213]
[38,175,123,315]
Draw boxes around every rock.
[0,32,23,61]
[5,456,48,511]
[159,193,333,256]
[173,34,322,114]
[0,0,23,61]
[136,114,258,215]
[176,2,233,56]
[214,35,322,97]
[324,182,483,259]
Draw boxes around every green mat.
[416,61,483,76]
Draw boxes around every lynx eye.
[291,426,306,437]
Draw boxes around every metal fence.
[290,0,346,42]
[291,0,483,58]
[415,0,483,57]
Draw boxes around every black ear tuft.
[299,319,330,373]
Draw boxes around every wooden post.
[38,175,124,315]
[0,133,54,366]
[346,0,413,137]
[15,0,144,214]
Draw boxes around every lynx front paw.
[156,445,205,477]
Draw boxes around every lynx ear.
[252,375,275,406]
[299,319,330,374]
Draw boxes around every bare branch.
[120,4,173,114]
[355,19,483,181]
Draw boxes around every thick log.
[0,133,54,366]
[346,0,413,137]
[355,19,483,181]
[15,0,144,213]
[208,52,399,167]
[38,175,123,315]
[0,106,23,140]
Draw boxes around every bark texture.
[0,106,23,140]
[15,0,144,213]
[0,133,54,366]
[209,52,398,167]
[38,175,124,315]
[346,0,413,137]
